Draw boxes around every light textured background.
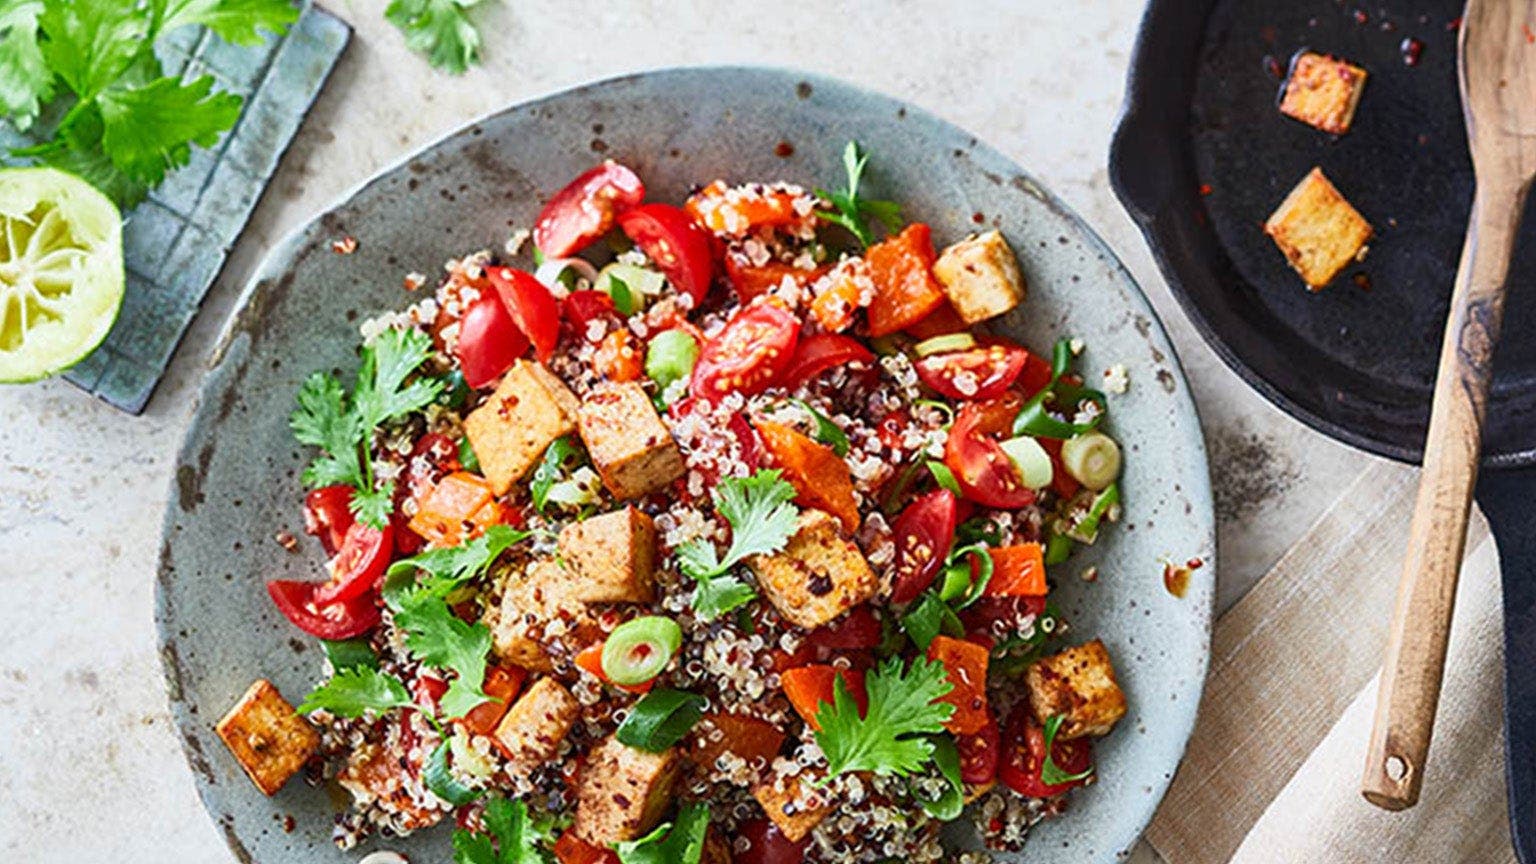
[0,1,1381,861]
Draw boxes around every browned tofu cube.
[1025,639,1128,740]
[464,360,580,495]
[577,381,685,500]
[489,560,590,672]
[491,677,580,771]
[932,230,1026,324]
[573,736,682,845]
[557,506,658,604]
[1280,51,1368,135]
[748,509,879,629]
[751,770,834,843]
[215,680,319,795]
[1264,168,1373,289]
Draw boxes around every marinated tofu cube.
[215,679,319,795]
[1264,167,1372,289]
[464,360,580,495]
[489,560,589,672]
[573,736,682,845]
[1280,51,1368,135]
[748,509,879,629]
[577,381,685,500]
[751,770,834,843]
[491,677,580,771]
[557,506,658,604]
[932,230,1026,324]
[1024,638,1128,740]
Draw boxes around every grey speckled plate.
[157,67,1214,864]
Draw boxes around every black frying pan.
[1109,0,1536,858]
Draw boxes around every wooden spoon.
[1362,0,1536,811]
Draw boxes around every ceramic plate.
[157,67,1214,864]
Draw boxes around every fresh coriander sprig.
[675,469,800,620]
[813,655,955,779]
[453,796,556,864]
[290,327,443,529]
[393,591,497,719]
[612,802,710,864]
[814,141,902,247]
[383,524,532,602]
[296,666,414,717]
[386,0,488,75]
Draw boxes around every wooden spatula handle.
[1362,182,1529,810]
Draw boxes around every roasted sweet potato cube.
[1264,167,1372,289]
[556,506,658,603]
[690,712,787,777]
[215,679,319,795]
[748,509,879,629]
[932,230,1026,324]
[464,360,580,495]
[751,770,834,843]
[1280,51,1368,135]
[577,381,685,500]
[491,677,580,772]
[573,736,681,845]
[1025,638,1128,740]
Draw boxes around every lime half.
[0,167,123,383]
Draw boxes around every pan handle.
[1478,469,1536,864]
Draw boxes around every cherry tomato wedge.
[487,266,560,363]
[690,302,800,400]
[266,579,381,640]
[914,343,1029,401]
[618,203,717,306]
[313,521,394,604]
[532,160,644,258]
[456,295,529,389]
[960,595,1048,649]
[999,702,1094,798]
[957,714,1002,785]
[803,606,882,652]
[736,818,812,864]
[775,332,874,389]
[944,393,1036,510]
[303,485,354,555]
[562,289,617,332]
[904,300,969,340]
[890,488,959,604]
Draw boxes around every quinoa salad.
[215,144,1131,864]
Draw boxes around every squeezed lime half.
[0,167,124,383]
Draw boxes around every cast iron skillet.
[1108,0,1536,858]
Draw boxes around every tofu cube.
[932,230,1026,324]
[464,361,580,495]
[577,381,685,500]
[557,506,659,604]
[573,736,682,845]
[1280,51,1368,135]
[748,509,879,629]
[1024,639,1128,740]
[1264,167,1372,289]
[490,560,588,672]
[491,677,580,771]
[215,680,319,795]
[751,770,834,843]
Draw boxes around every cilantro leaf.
[813,141,902,248]
[97,74,241,186]
[36,0,150,100]
[156,0,299,46]
[356,327,443,428]
[814,655,955,778]
[612,802,710,864]
[676,470,799,619]
[385,0,486,74]
[0,1,53,130]
[297,666,413,717]
[384,524,530,603]
[349,482,395,530]
[393,591,495,720]
[530,436,584,513]
[453,797,555,864]
[290,371,364,486]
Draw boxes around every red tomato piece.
[737,818,812,864]
[562,289,618,331]
[803,606,882,652]
[944,393,1036,510]
[926,635,992,735]
[780,665,867,731]
[553,830,620,864]
[998,702,1094,798]
[303,485,355,556]
[960,595,1049,649]
[313,521,395,604]
[690,302,800,400]
[957,714,1001,785]
[487,266,560,363]
[456,296,529,389]
[914,343,1029,401]
[865,223,946,336]
[618,203,717,306]
[459,665,527,734]
[987,543,1048,597]
[266,580,380,640]
[773,332,874,390]
[1017,347,1055,397]
[532,161,644,258]
[754,419,860,532]
[904,300,969,340]
[890,488,959,604]
[1038,437,1081,499]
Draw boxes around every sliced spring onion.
[616,688,707,752]
[1066,483,1120,544]
[531,436,584,513]
[914,733,966,821]
[937,561,971,603]
[534,256,599,291]
[645,329,699,396]
[1050,337,1074,378]
[913,398,956,427]
[946,542,995,608]
[913,332,977,357]
[1044,531,1074,565]
[787,398,851,456]
[423,741,481,806]
[999,436,1054,490]
[881,460,927,516]
[602,616,683,686]
[1060,431,1121,491]
[900,593,964,651]
[955,515,1005,546]
[436,368,469,409]
[1011,383,1108,439]
[321,638,378,672]
[545,466,601,510]
[926,460,961,495]
[608,275,637,315]
[596,262,666,313]
[458,436,480,473]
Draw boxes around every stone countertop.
[0,2,1377,861]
